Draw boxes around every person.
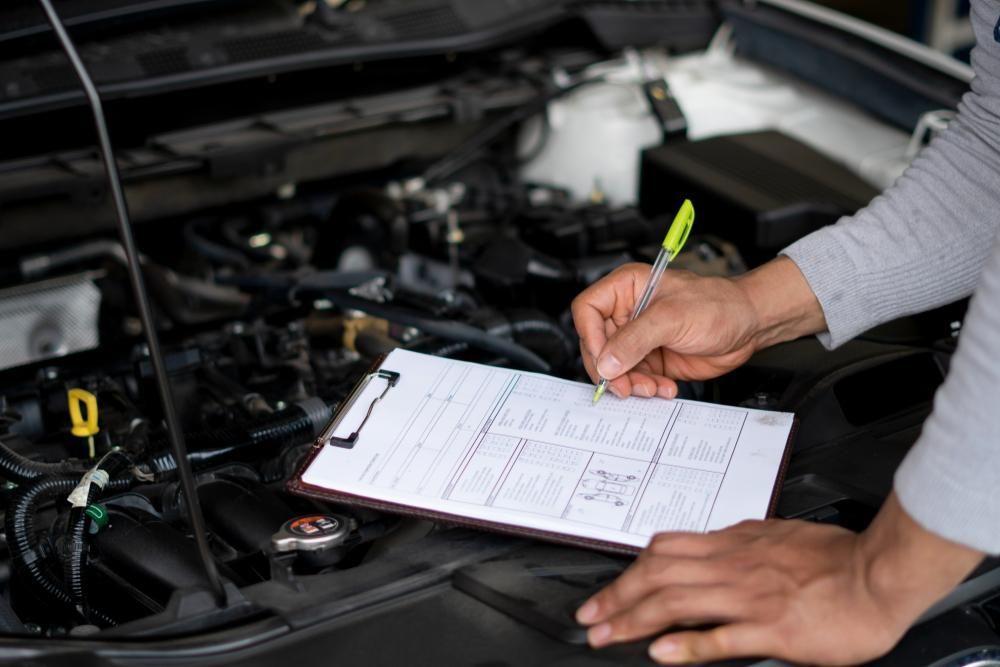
[570,1,1000,663]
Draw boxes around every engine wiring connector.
[84,504,109,534]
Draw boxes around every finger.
[586,347,678,397]
[598,363,657,399]
[580,341,599,383]
[646,531,750,558]
[572,268,644,361]
[596,304,677,381]
[608,375,631,399]
[571,296,612,363]
[588,584,751,647]
[626,371,657,398]
[648,624,775,664]
[655,376,678,399]
[628,361,677,399]
[577,555,734,625]
[585,353,633,399]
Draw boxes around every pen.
[593,199,695,404]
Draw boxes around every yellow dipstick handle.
[68,388,99,458]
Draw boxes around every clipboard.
[288,352,797,556]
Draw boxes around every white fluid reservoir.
[519,81,661,206]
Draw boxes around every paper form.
[300,349,794,550]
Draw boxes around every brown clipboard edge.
[766,416,798,519]
[287,354,799,558]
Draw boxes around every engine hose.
[296,289,550,372]
[5,475,128,626]
[417,315,574,368]
[183,220,251,269]
[147,400,331,475]
[423,341,470,358]
[0,437,89,484]
[486,318,575,365]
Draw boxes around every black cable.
[36,0,227,606]
[7,477,76,610]
[0,437,89,484]
[62,451,133,624]
[64,504,92,620]
[5,475,127,627]
[146,400,332,475]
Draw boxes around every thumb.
[596,309,671,379]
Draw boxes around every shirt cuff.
[780,222,870,349]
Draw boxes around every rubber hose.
[418,316,574,368]
[299,290,550,372]
[183,221,250,269]
[20,240,126,280]
[422,341,470,358]
[487,318,575,364]
[216,270,388,292]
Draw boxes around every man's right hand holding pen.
[572,255,827,401]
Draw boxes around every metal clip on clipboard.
[318,368,400,449]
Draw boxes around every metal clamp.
[318,369,400,450]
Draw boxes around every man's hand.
[571,256,827,398]
[576,494,983,665]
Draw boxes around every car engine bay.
[0,1,996,665]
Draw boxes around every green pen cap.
[661,199,695,260]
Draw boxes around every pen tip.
[592,385,605,405]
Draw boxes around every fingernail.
[658,385,676,399]
[649,639,683,663]
[576,599,599,624]
[597,354,622,378]
[635,385,652,398]
[588,623,612,647]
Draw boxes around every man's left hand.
[575,493,983,665]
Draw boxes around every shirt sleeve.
[894,236,1000,554]
[781,0,1000,349]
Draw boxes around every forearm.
[736,256,827,350]
[860,493,983,632]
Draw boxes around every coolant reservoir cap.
[272,514,353,553]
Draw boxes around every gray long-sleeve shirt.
[782,0,1000,553]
